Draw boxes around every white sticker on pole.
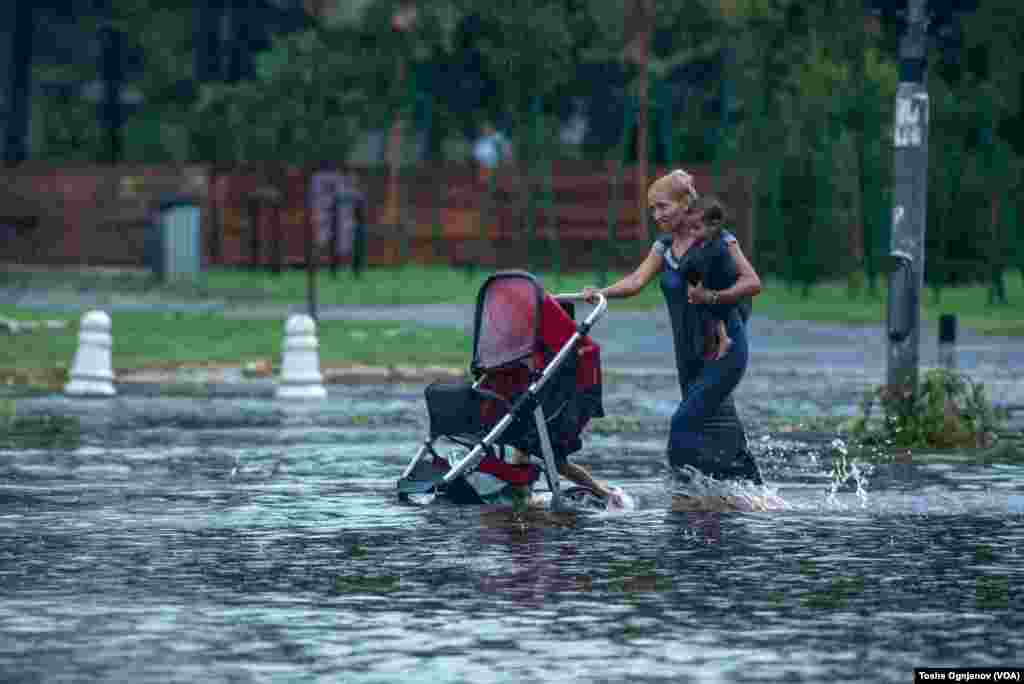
[892,205,905,228]
[894,93,928,148]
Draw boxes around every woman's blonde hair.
[648,168,699,207]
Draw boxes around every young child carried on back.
[684,197,743,361]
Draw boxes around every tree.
[191,27,389,165]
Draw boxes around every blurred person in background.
[472,121,512,184]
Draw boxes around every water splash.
[667,466,787,512]
[825,438,872,509]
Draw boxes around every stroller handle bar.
[553,292,607,330]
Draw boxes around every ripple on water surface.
[1,393,1021,683]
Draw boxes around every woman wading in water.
[584,170,777,511]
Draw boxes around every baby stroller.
[396,271,607,510]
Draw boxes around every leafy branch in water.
[849,368,1002,450]
[0,400,82,450]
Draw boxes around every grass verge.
[0,306,471,388]
[0,264,651,308]
[4,265,1023,334]
[750,271,1024,336]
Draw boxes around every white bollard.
[275,314,327,400]
[64,310,116,397]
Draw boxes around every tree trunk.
[4,0,34,166]
[625,0,653,235]
[194,0,225,83]
[100,25,124,164]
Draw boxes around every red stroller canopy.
[473,272,581,373]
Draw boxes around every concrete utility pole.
[886,0,930,396]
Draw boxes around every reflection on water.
[1,389,1022,683]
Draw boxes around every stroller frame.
[397,282,607,510]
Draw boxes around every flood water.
[2,376,1022,684]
